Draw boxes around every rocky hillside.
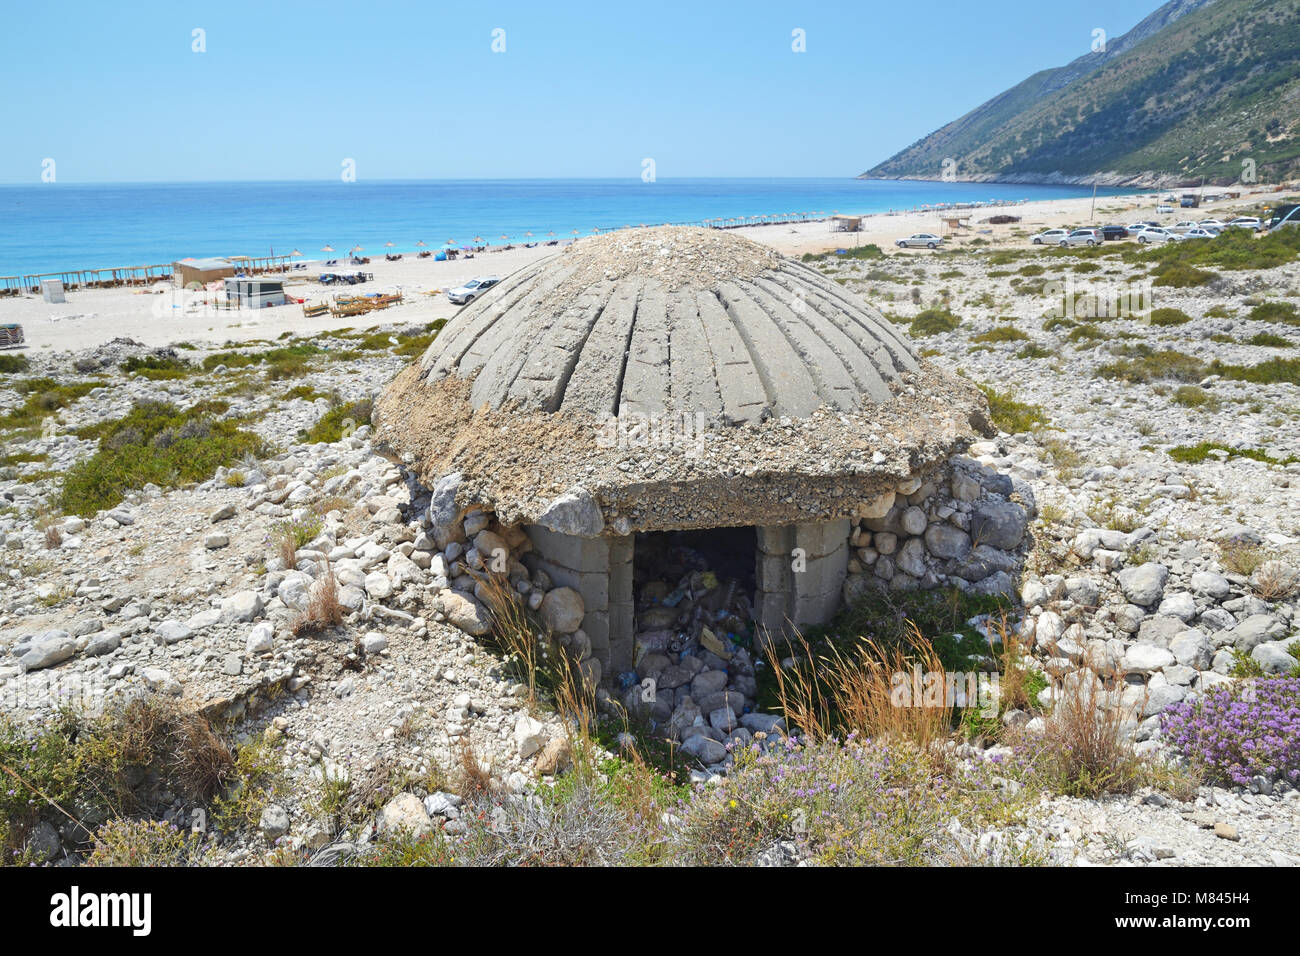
[864,0,1300,186]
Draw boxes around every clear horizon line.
[0,174,930,188]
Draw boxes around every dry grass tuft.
[760,623,956,752]
[477,570,547,702]
[292,562,345,636]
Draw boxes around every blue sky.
[1,0,1162,183]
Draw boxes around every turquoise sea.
[0,178,1142,277]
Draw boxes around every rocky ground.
[2,228,1299,865]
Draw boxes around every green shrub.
[971,326,1028,344]
[1149,308,1193,327]
[0,379,99,430]
[1209,356,1300,385]
[908,308,961,337]
[1096,349,1206,383]
[1168,442,1298,465]
[1248,301,1299,324]
[1249,331,1294,348]
[120,355,194,379]
[0,354,30,374]
[978,385,1048,432]
[1153,264,1215,288]
[1016,343,1053,359]
[1171,385,1217,409]
[301,397,373,444]
[59,400,266,515]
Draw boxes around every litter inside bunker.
[628,527,758,682]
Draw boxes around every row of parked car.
[1029,216,1264,247]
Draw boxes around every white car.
[1198,219,1225,230]
[1170,220,1200,234]
[896,233,943,249]
[1182,228,1219,240]
[1126,222,1154,234]
[1059,228,1103,247]
[1225,217,1262,230]
[1030,229,1069,244]
[447,276,500,304]
[1155,204,1175,215]
[1137,227,1178,243]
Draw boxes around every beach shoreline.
[0,187,1274,354]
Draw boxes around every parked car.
[447,276,500,304]
[1225,217,1262,230]
[895,233,943,249]
[1030,229,1070,244]
[1100,225,1129,241]
[1198,219,1225,230]
[1156,204,1175,215]
[1170,220,1200,233]
[1059,228,1103,247]
[1182,228,1219,240]
[1137,227,1178,243]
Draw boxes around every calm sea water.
[0,178,1138,277]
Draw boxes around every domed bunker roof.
[374,227,992,533]
[419,227,918,422]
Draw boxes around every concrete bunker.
[374,226,1027,735]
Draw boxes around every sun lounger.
[302,301,329,318]
[0,324,24,348]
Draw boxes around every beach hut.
[830,215,862,232]
[173,257,237,288]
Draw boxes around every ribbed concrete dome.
[419,227,920,424]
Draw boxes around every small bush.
[1249,301,1299,324]
[1148,308,1193,327]
[120,355,193,380]
[59,400,265,516]
[1171,385,1217,409]
[1096,349,1206,383]
[909,308,961,337]
[1152,264,1215,288]
[0,354,30,374]
[1249,331,1294,347]
[302,398,373,444]
[978,384,1048,433]
[1209,356,1300,385]
[85,819,202,867]
[971,326,1028,344]
[1161,678,1300,786]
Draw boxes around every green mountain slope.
[865,0,1300,186]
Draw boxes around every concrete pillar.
[755,519,851,637]
[523,525,634,683]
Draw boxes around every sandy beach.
[0,188,1271,353]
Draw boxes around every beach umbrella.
[385,241,395,250]
[290,249,302,257]
[474,236,484,243]
[415,240,427,249]
[592,227,601,234]
[546,231,555,237]
[525,231,534,237]
[322,245,335,253]
[571,229,579,236]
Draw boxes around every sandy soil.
[0,189,1275,353]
